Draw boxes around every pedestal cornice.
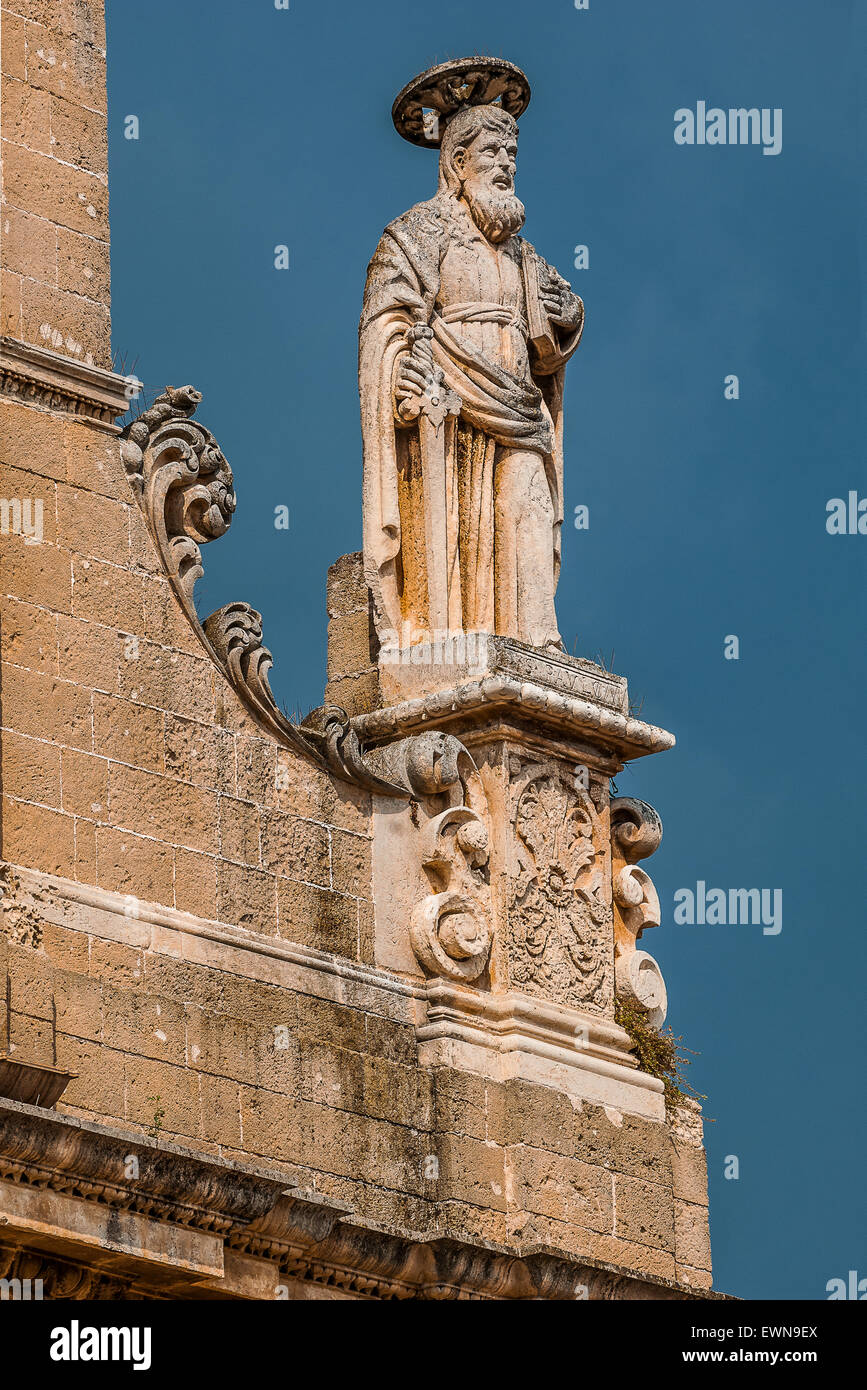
[354,665,674,766]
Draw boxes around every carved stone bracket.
[610,798,667,1027]
[410,804,492,982]
[298,714,475,800]
[120,387,477,800]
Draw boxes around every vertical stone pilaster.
[0,0,110,366]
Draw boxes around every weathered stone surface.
[260,810,330,885]
[326,607,374,683]
[675,1198,713,1271]
[276,880,359,957]
[165,715,235,794]
[216,860,277,934]
[0,2,110,368]
[614,1173,677,1253]
[2,728,62,805]
[511,1145,613,1230]
[672,1135,710,1206]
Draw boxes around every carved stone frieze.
[378,633,630,713]
[0,1245,144,1300]
[506,757,613,1011]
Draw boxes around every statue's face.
[454,127,518,196]
[451,120,525,244]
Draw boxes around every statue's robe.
[359,194,583,641]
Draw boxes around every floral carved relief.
[506,757,613,1010]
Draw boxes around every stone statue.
[360,58,584,654]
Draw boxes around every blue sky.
[106,0,866,1299]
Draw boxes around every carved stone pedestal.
[327,555,677,1122]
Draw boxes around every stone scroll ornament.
[610,798,668,1028]
[507,758,613,1011]
[119,388,477,802]
[410,801,492,983]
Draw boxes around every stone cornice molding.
[234,1194,716,1300]
[352,677,675,763]
[0,1097,292,1236]
[418,979,647,1075]
[0,1096,719,1299]
[5,865,427,1005]
[0,336,134,431]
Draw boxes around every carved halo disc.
[392,57,531,148]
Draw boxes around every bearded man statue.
[360,60,584,654]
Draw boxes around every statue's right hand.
[395,354,429,401]
[394,333,442,422]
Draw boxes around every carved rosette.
[506,757,613,1011]
[410,805,492,982]
[611,798,668,1027]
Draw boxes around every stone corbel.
[410,803,492,983]
[610,797,668,1027]
[120,387,475,800]
[376,732,493,984]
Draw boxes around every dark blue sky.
[106,0,866,1299]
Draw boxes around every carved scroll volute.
[410,805,492,983]
[121,387,236,613]
[200,602,292,750]
[121,387,485,801]
[610,797,667,1027]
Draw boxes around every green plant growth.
[614,997,705,1107]
[146,1096,166,1140]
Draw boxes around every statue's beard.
[462,179,525,244]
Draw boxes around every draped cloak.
[359,194,583,639]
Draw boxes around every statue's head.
[438,104,525,244]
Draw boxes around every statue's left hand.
[540,276,583,330]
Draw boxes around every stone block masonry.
[1,2,111,367]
